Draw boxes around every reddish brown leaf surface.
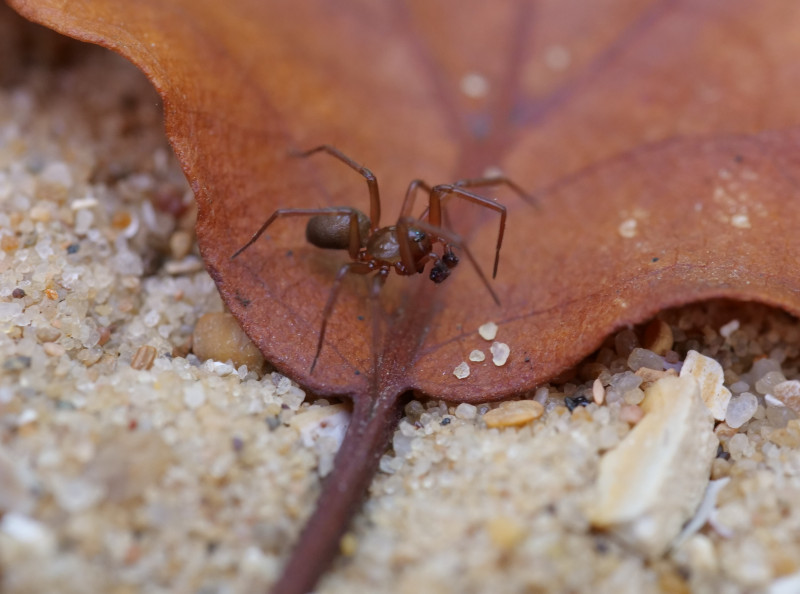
[10,0,800,591]
[10,0,800,400]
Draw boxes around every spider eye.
[411,230,426,242]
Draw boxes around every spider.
[232,145,532,372]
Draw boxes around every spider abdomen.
[306,209,371,250]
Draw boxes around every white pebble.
[291,404,351,449]
[70,196,99,210]
[755,371,787,395]
[628,348,664,371]
[731,213,751,229]
[210,361,235,376]
[0,513,56,555]
[453,362,470,379]
[680,350,731,421]
[478,322,498,341]
[490,342,510,366]
[455,402,477,420]
[40,162,72,187]
[282,386,306,410]
[618,218,637,238]
[183,383,207,409]
[143,309,161,328]
[15,409,38,426]
[469,349,485,362]
[34,238,54,259]
[74,209,94,235]
[0,301,22,321]
[52,477,105,512]
[765,394,785,408]
[725,392,758,429]
[719,319,740,338]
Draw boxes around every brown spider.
[232,145,532,372]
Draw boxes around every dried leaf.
[9,0,800,591]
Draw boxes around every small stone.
[772,380,800,413]
[35,326,61,343]
[714,422,738,440]
[614,328,639,357]
[164,256,204,275]
[635,367,677,385]
[719,319,740,338]
[755,370,787,395]
[70,197,98,210]
[490,342,510,366]
[642,319,673,355]
[0,302,23,322]
[725,392,758,429]
[130,345,157,370]
[565,395,590,411]
[680,350,731,421]
[622,387,645,405]
[765,394,785,408]
[586,376,718,558]
[169,229,193,259]
[487,515,525,551]
[51,477,105,512]
[482,400,544,428]
[454,402,477,420]
[3,355,31,371]
[340,532,358,557]
[766,403,796,428]
[42,342,65,357]
[771,571,800,594]
[453,362,470,379]
[469,349,485,362]
[0,513,56,555]
[183,383,206,409]
[618,218,637,238]
[15,409,37,427]
[592,378,605,405]
[619,404,644,424]
[290,404,351,450]
[730,213,750,229]
[193,312,266,373]
[628,348,664,372]
[478,321,498,341]
[726,432,755,460]
[0,235,18,252]
[29,204,52,222]
[40,161,72,187]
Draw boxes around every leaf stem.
[270,389,411,594]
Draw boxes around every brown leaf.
[9,0,800,591]
[9,0,800,398]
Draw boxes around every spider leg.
[454,175,538,208]
[231,207,365,261]
[291,145,382,230]
[427,185,507,279]
[399,179,433,218]
[397,216,500,306]
[311,261,374,374]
